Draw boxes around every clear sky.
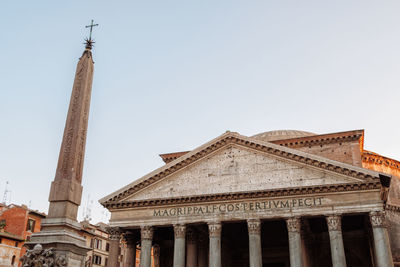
[1,1,399,223]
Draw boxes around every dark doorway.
[261,220,290,267]
[263,263,286,267]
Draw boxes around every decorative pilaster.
[173,224,186,267]
[286,217,303,267]
[107,227,122,267]
[247,219,262,267]
[326,215,346,267]
[186,228,198,267]
[370,211,394,267]
[208,222,222,267]
[140,226,153,267]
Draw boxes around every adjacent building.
[101,129,400,267]
[80,221,112,267]
[0,203,45,267]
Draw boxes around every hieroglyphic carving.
[20,244,67,267]
[286,217,301,233]
[326,215,342,231]
[107,227,122,241]
[208,222,222,237]
[370,211,387,228]
[141,226,154,240]
[56,51,93,184]
[247,219,261,235]
[174,224,186,239]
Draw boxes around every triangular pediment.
[100,132,380,206]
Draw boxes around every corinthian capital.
[106,227,122,241]
[247,219,261,235]
[370,211,387,228]
[141,226,154,240]
[208,222,222,237]
[174,224,186,239]
[326,215,342,231]
[286,217,301,233]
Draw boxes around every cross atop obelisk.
[85,20,98,50]
[85,19,98,40]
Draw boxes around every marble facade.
[101,130,400,267]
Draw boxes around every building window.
[15,241,19,247]
[92,255,102,265]
[11,255,16,265]
[105,242,109,252]
[26,219,36,232]
[105,258,108,266]
[93,238,102,250]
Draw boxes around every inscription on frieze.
[153,197,323,217]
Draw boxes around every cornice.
[101,132,379,206]
[386,204,400,213]
[103,181,380,210]
[270,130,364,149]
[362,150,400,170]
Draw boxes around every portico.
[101,130,397,267]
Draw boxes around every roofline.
[100,131,381,205]
[158,129,365,164]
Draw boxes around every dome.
[251,130,316,142]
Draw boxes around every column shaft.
[248,219,262,267]
[124,243,136,267]
[370,211,394,267]
[326,215,346,267]
[107,227,121,267]
[173,224,186,267]
[140,226,153,267]
[208,222,222,267]
[286,217,303,267]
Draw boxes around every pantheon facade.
[101,129,400,267]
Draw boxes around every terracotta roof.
[159,151,190,164]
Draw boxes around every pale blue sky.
[1,1,399,223]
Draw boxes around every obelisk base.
[25,218,90,267]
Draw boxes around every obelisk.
[26,25,97,266]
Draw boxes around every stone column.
[370,211,394,267]
[107,227,122,267]
[247,219,262,267]
[208,222,222,267]
[140,226,153,267]
[186,228,198,267]
[123,234,137,267]
[173,224,186,267]
[286,217,303,267]
[326,215,347,267]
[153,245,161,267]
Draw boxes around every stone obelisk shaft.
[48,47,94,220]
